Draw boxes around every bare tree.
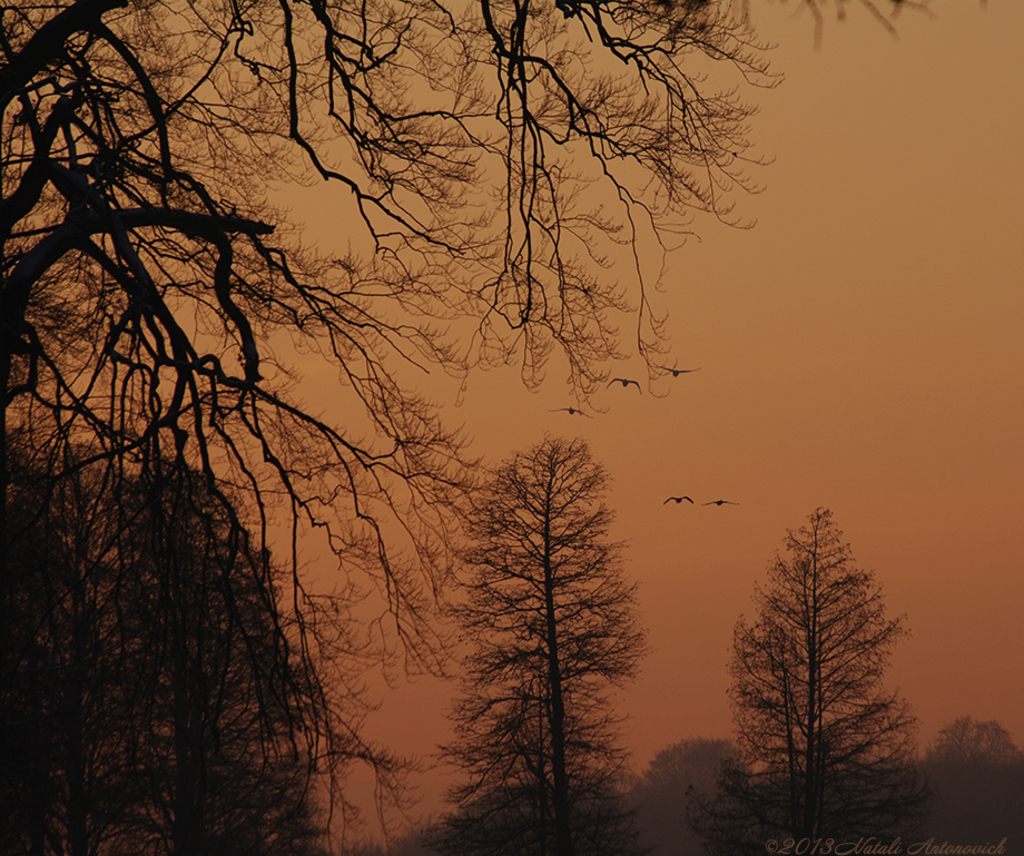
[918,717,1024,847]
[691,508,929,853]
[629,737,736,855]
[927,717,1024,767]
[436,436,646,856]
[0,441,384,855]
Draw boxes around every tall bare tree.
[437,436,646,856]
[691,508,929,853]
[0,441,382,855]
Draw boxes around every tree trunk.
[543,509,573,856]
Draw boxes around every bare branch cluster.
[1,0,482,683]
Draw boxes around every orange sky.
[289,0,1024,833]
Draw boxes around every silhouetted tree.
[928,717,1024,767]
[436,437,647,856]
[1,443,146,856]
[125,462,344,856]
[919,717,1024,847]
[691,509,929,854]
[0,440,384,855]
[629,737,736,855]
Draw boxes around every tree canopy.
[920,717,1024,847]
[1,0,914,656]
[928,717,1024,767]
[630,737,737,856]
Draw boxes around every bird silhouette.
[550,407,592,418]
[664,496,694,505]
[704,499,738,506]
[608,377,641,392]
[658,365,701,377]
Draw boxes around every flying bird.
[664,496,694,505]
[658,365,701,377]
[550,407,592,418]
[704,499,739,506]
[608,377,641,392]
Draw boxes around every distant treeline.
[359,725,1024,856]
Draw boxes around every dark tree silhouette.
[629,737,736,856]
[691,508,929,853]
[1,443,145,856]
[0,440,384,855]
[0,0,920,665]
[436,437,647,856]
[919,717,1024,847]
[928,717,1024,767]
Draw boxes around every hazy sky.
[292,0,1024,831]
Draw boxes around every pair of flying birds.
[551,367,701,416]
[607,366,701,393]
[664,496,738,506]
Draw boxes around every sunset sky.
[291,0,1024,831]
